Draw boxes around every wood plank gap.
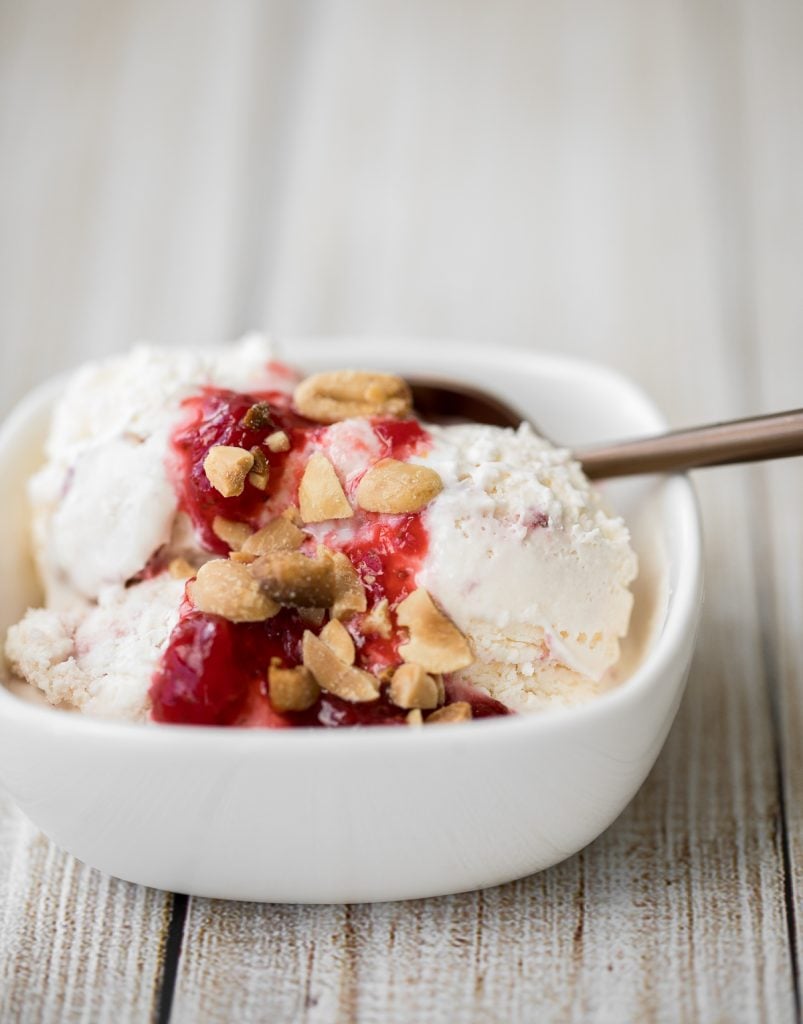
[155,893,189,1024]
[749,470,802,1023]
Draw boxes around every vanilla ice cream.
[5,339,637,726]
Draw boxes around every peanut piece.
[168,557,195,580]
[302,631,379,703]
[298,452,353,522]
[240,402,273,430]
[203,445,255,498]
[397,588,473,673]
[406,709,424,726]
[298,607,326,626]
[190,559,279,622]
[250,551,336,607]
[212,516,253,551]
[320,618,355,664]
[265,430,291,452]
[426,702,473,724]
[268,662,320,712]
[330,552,367,620]
[248,447,269,490]
[294,370,412,424]
[355,459,443,514]
[361,598,392,638]
[389,664,440,710]
[241,516,305,557]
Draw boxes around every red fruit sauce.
[149,384,511,728]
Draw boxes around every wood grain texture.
[0,792,171,1023]
[1,0,802,1020]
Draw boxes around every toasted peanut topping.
[203,445,255,498]
[283,505,303,526]
[240,402,273,430]
[266,430,290,453]
[212,516,253,551]
[168,557,195,580]
[426,702,472,724]
[241,516,305,557]
[361,598,392,638]
[406,709,424,726]
[356,459,443,514]
[397,589,473,673]
[268,661,320,712]
[320,618,355,664]
[250,551,336,607]
[294,370,412,424]
[190,559,279,622]
[302,631,379,703]
[298,607,326,626]
[248,447,269,490]
[298,453,353,522]
[389,664,440,710]
[229,551,256,564]
[330,552,367,620]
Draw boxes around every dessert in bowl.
[0,337,701,902]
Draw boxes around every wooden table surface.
[1,2,802,1021]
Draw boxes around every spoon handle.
[575,408,803,479]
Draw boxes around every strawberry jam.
[150,384,511,728]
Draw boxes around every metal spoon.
[407,377,803,480]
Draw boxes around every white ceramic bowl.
[0,340,702,903]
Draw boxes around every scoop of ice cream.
[30,334,295,604]
[5,575,185,720]
[414,424,637,711]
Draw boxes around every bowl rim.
[0,340,703,753]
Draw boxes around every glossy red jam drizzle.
[151,385,511,728]
[170,388,317,553]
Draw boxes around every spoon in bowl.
[407,377,803,479]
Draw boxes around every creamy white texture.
[31,334,291,603]
[415,423,637,711]
[5,575,185,720]
[8,334,295,719]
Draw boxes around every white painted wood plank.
[0,791,170,1023]
[0,0,304,419]
[738,0,803,988]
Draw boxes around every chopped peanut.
[268,661,320,712]
[302,631,379,703]
[240,402,273,430]
[298,452,353,522]
[298,607,326,626]
[265,430,291,453]
[190,559,279,622]
[406,709,424,726]
[330,552,367,620]
[355,459,443,514]
[319,618,355,665]
[168,557,195,580]
[389,664,440,710]
[361,598,392,638]
[212,516,253,551]
[203,445,255,498]
[397,588,473,673]
[426,702,473,724]
[248,447,269,490]
[293,370,412,424]
[241,516,305,557]
[250,550,336,607]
